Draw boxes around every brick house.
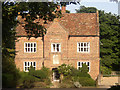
[15,6,100,80]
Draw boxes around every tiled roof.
[16,13,99,36]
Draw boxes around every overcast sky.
[66,0,118,15]
[81,0,109,2]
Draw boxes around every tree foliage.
[76,6,120,72]
[2,2,58,88]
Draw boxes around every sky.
[66,0,119,15]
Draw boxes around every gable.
[45,18,69,36]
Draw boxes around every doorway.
[52,68,60,81]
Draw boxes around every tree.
[76,6,120,72]
[2,2,58,88]
[76,6,97,13]
[2,2,20,87]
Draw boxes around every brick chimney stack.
[61,5,66,14]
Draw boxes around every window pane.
[57,44,59,48]
[88,67,89,71]
[25,43,27,47]
[28,62,29,66]
[34,62,36,66]
[79,48,80,52]
[25,67,27,71]
[82,62,83,65]
[31,43,33,47]
[28,43,30,47]
[84,43,86,46]
[78,67,80,70]
[31,48,33,52]
[28,48,30,52]
[34,43,36,47]
[34,48,36,52]
[88,62,89,66]
[57,47,59,52]
[78,62,80,66]
[81,48,83,51]
[25,62,27,66]
[53,44,55,51]
[87,48,88,52]
[28,67,30,71]
[87,43,89,46]
[84,48,86,51]
[81,43,83,46]
[25,48,27,52]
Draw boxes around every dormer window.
[51,43,61,52]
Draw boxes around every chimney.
[61,5,66,14]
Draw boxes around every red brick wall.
[15,37,43,71]
[15,20,100,80]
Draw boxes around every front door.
[52,68,60,81]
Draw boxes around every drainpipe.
[42,35,44,67]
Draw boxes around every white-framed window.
[24,42,37,53]
[51,43,61,52]
[24,61,36,72]
[77,42,90,53]
[77,61,90,72]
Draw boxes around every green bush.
[22,75,35,88]
[59,76,75,88]
[58,64,95,87]
[58,64,73,76]
[80,63,89,73]
[2,74,15,88]
[18,72,37,88]
[29,67,51,81]
[100,66,111,75]
[75,77,95,86]
[71,68,91,78]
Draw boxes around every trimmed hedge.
[29,67,51,81]
[74,77,95,86]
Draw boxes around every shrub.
[71,68,91,78]
[2,74,15,88]
[22,75,35,88]
[74,77,95,86]
[2,65,20,88]
[100,66,111,75]
[18,72,36,88]
[29,67,51,81]
[80,63,89,73]
[58,64,73,76]
[59,76,75,88]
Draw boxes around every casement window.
[77,42,90,53]
[51,43,61,52]
[24,42,37,53]
[24,61,36,72]
[77,62,90,72]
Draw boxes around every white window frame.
[77,61,90,72]
[51,43,61,52]
[24,42,37,53]
[24,61,36,72]
[77,42,90,53]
